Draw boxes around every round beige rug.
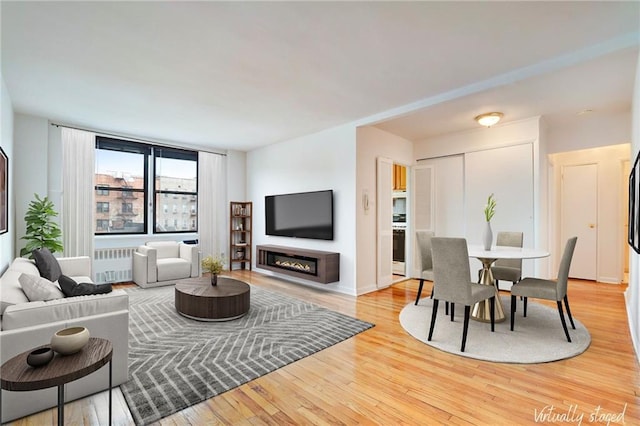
[400,296,591,363]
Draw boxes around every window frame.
[94,137,199,236]
[94,137,150,235]
[153,146,199,234]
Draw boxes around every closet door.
[411,164,435,278]
[465,143,535,282]
[377,157,394,288]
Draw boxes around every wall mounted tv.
[265,190,334,240]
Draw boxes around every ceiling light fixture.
[475,112,503,127]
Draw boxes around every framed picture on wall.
[629,150,640,254]
[0,146,7,235]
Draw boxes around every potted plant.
[201,254,226,286]
[483,193,497,250]
[20,194,63,257]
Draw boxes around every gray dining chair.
[429,237,495,352]
[510,237,578,342]
[414,231,434,305]
[478,231,523,291]
[492,231,524,290]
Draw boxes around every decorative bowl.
[50,326,90,355]
[26,347,54,367]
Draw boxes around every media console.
[256,245,340,284]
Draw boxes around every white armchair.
[133,241,200,288]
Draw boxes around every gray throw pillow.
[18,273,65,301]
[32,248,63,282]
[58,275,112,297]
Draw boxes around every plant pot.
[27,346,54,367]
[51,326,90,355]
[211,273,218,286]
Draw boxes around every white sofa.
[0,256,129,423]
[133,241,200,288]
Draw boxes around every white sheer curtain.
[61,127,95,257]
[198,152,227,261]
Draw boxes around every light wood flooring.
[6,271,639,425]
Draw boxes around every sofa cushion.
[58,275,112,297]
[147,241,180,259]
[157,258,191,281]
[32,248,63,282]
[9,258,41,276]
[0,270,30,314]
[18,274,65,302]
[1,289,129,330]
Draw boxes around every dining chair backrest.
[431,237,472,304]
[495,231,523,269]
[416,231,434,273]
[556,237,578,299]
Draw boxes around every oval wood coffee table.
[175,276,251,321]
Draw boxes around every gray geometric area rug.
[400,295,590,364]
[121,285,374,425]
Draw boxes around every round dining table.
[467,244,550,323]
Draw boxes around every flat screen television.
[265,190,334,240]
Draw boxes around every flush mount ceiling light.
[475,112,503,127]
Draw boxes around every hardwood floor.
[7,272,639,425]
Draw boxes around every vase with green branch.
[20,194,64,257]
[482,194,496,250]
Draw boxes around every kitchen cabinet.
[393,164,406,191]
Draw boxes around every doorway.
[392,164,407,280]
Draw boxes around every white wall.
[355,126,414,294]
[247,123,357,295]
[414,117,541,159]
[0,75,14,271]
[549,144,630,284]
[13,114,50,256]
[547,112,631,154]
[625,52,640,364]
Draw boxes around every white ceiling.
[2,2,639,151]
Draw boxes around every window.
[96,202,110,213]
[95,137,149,235]
[154,147,198,233]
[94,137,198,235]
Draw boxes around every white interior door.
[561,163,597,280]
[377,157,393,288]
[411,164,434,278]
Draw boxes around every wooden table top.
[176,276,250,298]
[1,337,112,392]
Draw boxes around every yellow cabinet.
[393,165,406,191]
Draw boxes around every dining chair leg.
[445,301,449,315]
[461,306,471,352]
[523,297,528,317]
[510,295,516,331]
[415,279,425,305]
[564,295,576,329]
[557,301,572,343]
[428,299,439,341]
[490,296,495,332]
[450,303,455,321]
